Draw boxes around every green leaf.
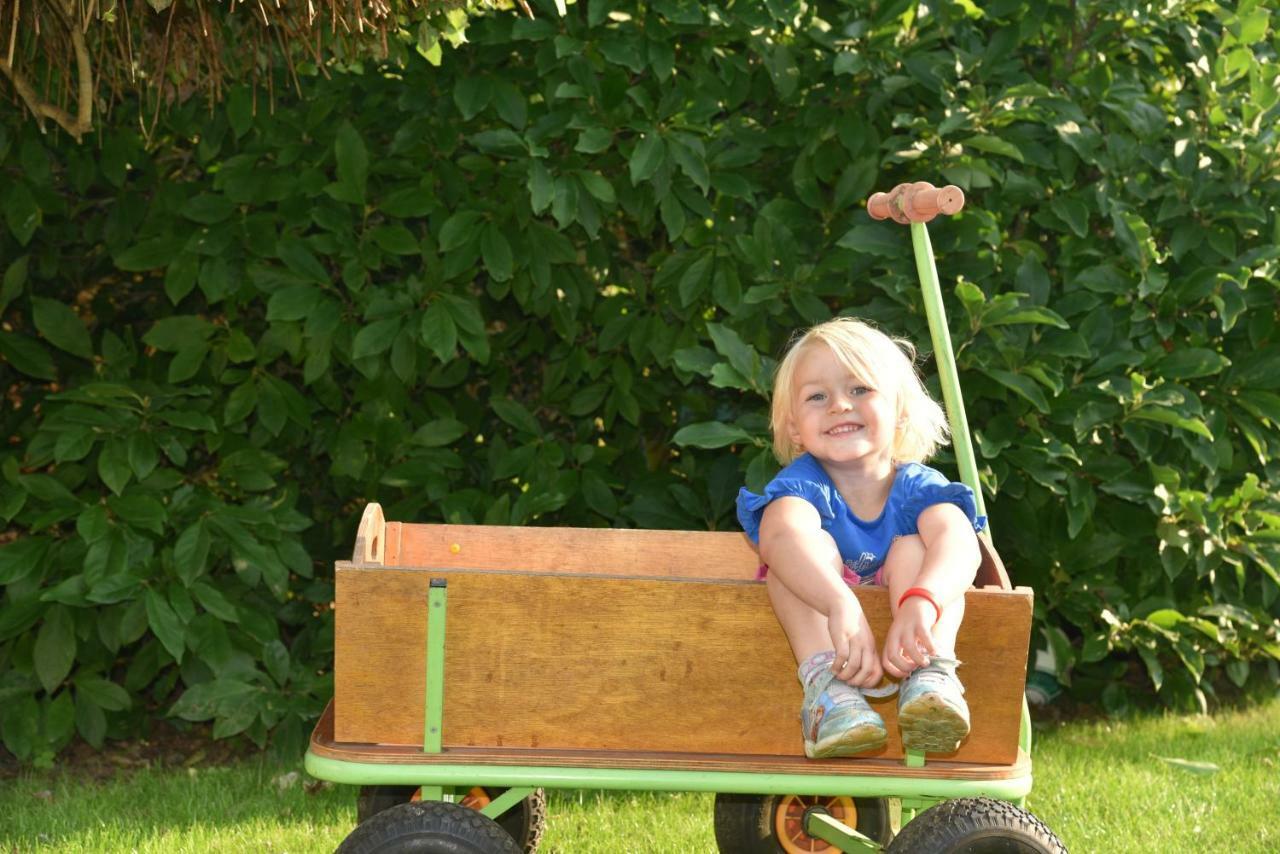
[836,223,906,256]
[74,676,132,712]
[481,225,514,282]
[577,171,616,204]
[3,182,41,245]
[107,494,167,536]
[984,307,1069,329]
[334,122,369,204]
[266,285,322,322]
[420,301,458,362]
[1153,755,1220,776]
[1,254,28,316]
[127,432,159,480]
[673,421,755,449]
[97,438,132,495]
[492,397,541,435]
[76,506,110,544]
[181,193,235,224]
[1050,196,1090,237]
[191,581,240,623]
[669,137,710,194]
[528,162,554,214]
[34,606,76,694]
[1160,348,1229,379]
[629,133,666,184]
[983,368,1051,413]
[175,521,212,586]
[114,237,181,272]
[438,211,485,252]
[1129,407,1213,439]
[677,252,713,306]
[454,76,493,120]
[961,134,1024,162]
[75,693,106,749]
[164,254,198,305]
[30,297,92,359]
[0,332,56,379]
[145,589,186,664]
[352,318,401,359]
[0,538,51,585]
[576,127,613,154]
[706,322,761,389]
[263,640,290,687]
[143,316,213,352]
[412,418,467,447]
[370,224,420,255]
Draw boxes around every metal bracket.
[803,810,884,853]
[424,578,447,753]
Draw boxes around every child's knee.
[886,534,926,566]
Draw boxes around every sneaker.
[799,653,888,759]
[897,656,970,753]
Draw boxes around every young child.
[737,317,985,758]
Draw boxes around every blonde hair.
[769,317,949,465]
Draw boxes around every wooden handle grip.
[867,182,965,224]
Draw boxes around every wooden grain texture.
[334,568,1032,766]
[382,519,1009,589]
[311,701,1031,781]
[353,503,385,564]
[386,522,762,579]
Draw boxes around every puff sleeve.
[895,463,987,535]
[736,479,836,545]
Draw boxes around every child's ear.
[786,414,802,446]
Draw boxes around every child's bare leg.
[881,534,971,752]
[881,535,964,661]
[763,528,846,664]
[760,519,887,758]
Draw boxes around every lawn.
[2,697,1277,852]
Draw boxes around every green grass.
[2,697,1277,852]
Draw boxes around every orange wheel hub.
[773,794,858,854]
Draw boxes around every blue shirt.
[736,454,986,583]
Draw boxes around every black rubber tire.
[887,797,1067,853]
[336,801,523,854]
[713,792,893,853]
[355,786,547,853]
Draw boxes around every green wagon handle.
[867,182,986,522]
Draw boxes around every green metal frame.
[304,749,1032,801]
[310,218,1035,853]
[911,221,987,520]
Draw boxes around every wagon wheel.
[356,785,547,852]
[713,792,892,853]
[886,797,1066,853]
[337,800,522,854]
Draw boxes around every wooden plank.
[335,568,1032,766]
[311,701,1031,781]
[352,503,385,564]
[389,523,762,579]
[387,522,1011,592]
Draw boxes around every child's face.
[787,343,898,471]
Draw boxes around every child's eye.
[851,386,871,396]
[806,392,826,403]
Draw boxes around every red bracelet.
[898,587,941,625]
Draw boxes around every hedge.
[1,0,1278,764]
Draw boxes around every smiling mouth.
[826,424,864,436]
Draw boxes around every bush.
[1,0,1278,762]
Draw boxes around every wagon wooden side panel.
[334,563,1032,766]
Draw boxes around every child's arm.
[759,497,883,688]
[882,503,981,678]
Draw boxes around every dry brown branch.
[0,0,514,140]
[0,0,93,139]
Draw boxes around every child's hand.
[828,600,883,688]
[882,597,938,679]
